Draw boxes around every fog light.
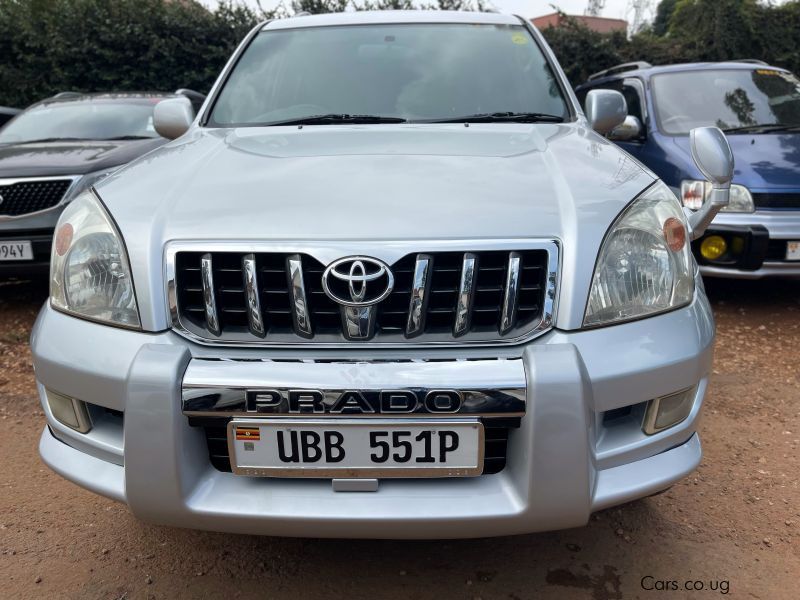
[729,235,745,256]
[642,387,695,435]
[700,235,727,260]
[45,389,92,433]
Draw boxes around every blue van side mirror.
[686,127,734,240]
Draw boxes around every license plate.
[0,240,33,261]
[787,241,800,261]
[228,419,484,478]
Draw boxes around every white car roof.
[263,10,523,30]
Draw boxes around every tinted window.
[209,24,569,125]
[652,68,800,134]
[0,100,160,143]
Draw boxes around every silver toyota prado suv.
[32,11,734,538]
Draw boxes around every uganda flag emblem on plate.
[235,426,261,441]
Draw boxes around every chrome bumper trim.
[182,357,527,418]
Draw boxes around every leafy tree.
[538,13,626,85]
[669,0,761,62]
[290,0,350,14]
[540,1,800,87]
[652,0,678,36]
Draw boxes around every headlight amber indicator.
[663,216,686,252]
[55,222,74,257]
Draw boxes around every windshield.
[0,101,160,143]
[208,24,569,126]
[652,68,800,135]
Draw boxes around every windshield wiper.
[722,123,800,134]
[265,114,407,126]
[5,137,87,144]
[98,135,158,141]
[420,111,565,124]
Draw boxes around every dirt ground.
[0,277,798,600]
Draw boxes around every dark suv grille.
[752,193,800,210]
[0,179,74,216]
[193,418,514,476]
[173,247,554,344]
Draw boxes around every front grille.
[173,246,555,345]
[194,419,513,476]
[752,193,800,209]
[0,179,74,216]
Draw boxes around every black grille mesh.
[0,179,73,216]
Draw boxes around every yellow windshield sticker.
[511,33,528,45]
[756,69,782,76]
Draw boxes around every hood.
[101,124,654,241]
[672,132,800,191]
[0,138,165,178]
[97,123,655,331]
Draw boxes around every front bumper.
[32,292,714,539]
[695,210,800,278]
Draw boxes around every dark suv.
[0,92,185,278]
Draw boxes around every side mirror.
[154,97,194,140]
[608,115,643,142]
[686,126,734,240]
[174,88,207,113]
[585,89,627,135]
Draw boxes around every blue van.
[576,61,800,278]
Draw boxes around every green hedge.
[0,0,257,107]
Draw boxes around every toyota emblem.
[322,256,394,307]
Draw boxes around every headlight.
[680,180,754,213]
[62,167,119,204]
[584,181,694,328]
[50,190,140,328]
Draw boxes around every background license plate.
[786,241,800,261]
[228,419,484,478]
[0,241,33,261]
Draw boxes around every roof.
[577,61,787,88]
[531,12,627,34]
[33,92,178,109]
[263,10,523,30]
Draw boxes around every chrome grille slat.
[500,251,521,335]
[242,254,265,337]
[170,243,557,346]
[453,253,477,337]
[286,254,312,338]
[406,254,432,337]
[200,253,220,336]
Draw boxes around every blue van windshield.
[652,68,800,135]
